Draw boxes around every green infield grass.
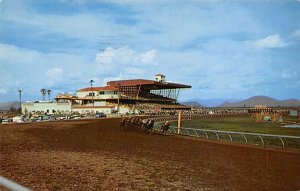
[170,116,300,149]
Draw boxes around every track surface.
[1,118,300,190]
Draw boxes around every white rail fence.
[151,114,300,149]
[161,126,300,148]
[0,176,31,191]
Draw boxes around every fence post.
[177,111,181,134]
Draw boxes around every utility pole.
[17,89,22,114]
[89,80,95,107]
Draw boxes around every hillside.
[181,99,242,107]
[219,96,300,107]
[0,101,20,110]
[181,101,203,108]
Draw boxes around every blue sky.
[0,0,300,102]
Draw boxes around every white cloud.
[1,1,300,101]
[46,68,63,79]
[60,0,86,5]
[124,67,145,75]
[0,42,92,100]
[281,69,297,79]
[0,88,7,95]
[95,46,157,75]
[46,68,64,86]
[291,29,300,38]
[102,74,123,86]
[130,3,263,49]
[95,47,115,65]
[141,50,156,63]
[1,0,263,50]
[154,37,281,99]
[0,2,117,40]
[245,34,288,49]
[98,0,156,5]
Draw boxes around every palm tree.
[47,89,51,101]
[40,89,46,101]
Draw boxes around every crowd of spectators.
[123,102,249,116]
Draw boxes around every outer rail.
[166,126,300,148]
[151,114,300,149]
[0,176,31,191]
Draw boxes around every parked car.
[70,115,81,120]
[1,118,13,124]
[13,116,25,123]
[96,112,106,118]
[58,116,66,120]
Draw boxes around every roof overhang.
[107,79,191,90]
[78,86,118,92]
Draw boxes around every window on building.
[99,91,105,95]
[88,92,95,96]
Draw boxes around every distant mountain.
[181,101,203,108]
[0,101,20,110]
[219,96,300,107]
[181,98,242,107]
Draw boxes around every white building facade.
[22,85,130,115]
[22,102,72,115]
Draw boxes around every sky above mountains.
[0,0,300,102]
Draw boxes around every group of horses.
[119,117,171,135]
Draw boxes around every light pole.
[89,80,95,107]
[17,89,22,114]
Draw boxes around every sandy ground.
[0,118,300,191]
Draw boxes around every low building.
[22,102,72,115]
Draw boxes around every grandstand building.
[22,75,191,115]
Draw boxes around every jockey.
[120,118,125,124]
[142,119,148,124]
[120,118,126,130]
[164,121,171,127]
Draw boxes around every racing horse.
[161,121,171,135]
[144,119,155,134]
[120,118,126,130]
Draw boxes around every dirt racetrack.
[1,118,300,191]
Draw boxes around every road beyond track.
[1,118,300,190]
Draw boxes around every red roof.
[107,79,191,89]
[108,79,154,86]
[78,86,118,92]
